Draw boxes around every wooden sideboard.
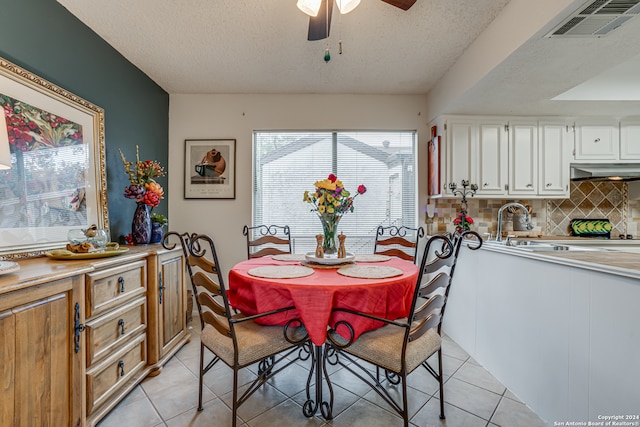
[0,245,191,427]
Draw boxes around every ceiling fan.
[299,0,417,41]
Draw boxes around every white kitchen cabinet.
[444,119,476,195]
[574,121,619,161]
[433,115,572,199]
[508,121,538,196]
[538,122,571,197]
[477,122,508,196]
[620,120,640,160]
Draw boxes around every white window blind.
[253,131,417,254]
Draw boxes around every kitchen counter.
[481,239,640,279]
[444,240,640,425]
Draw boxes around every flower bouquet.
[304,173,366,256]
[453,211,474,234]
[119,146,165,244]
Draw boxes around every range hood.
[571,163,640,181]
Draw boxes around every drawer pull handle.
[118,276,125,293]
[118,319,125,335]
[546,183,552,187]
[118,360,125,377]
[526,183,533,188]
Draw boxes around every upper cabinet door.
[508,121,538,196]
[539,122,571,197]
[477,122,507,196]
[446,120,476,194]
[574,121,619,161]
[620,120,640,160]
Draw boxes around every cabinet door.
[446,120,476,194]
[0,310,16,426]
[575,123,619,161]
[158,251,185,356]
[508,122,538,196]
[539,123,570,197]
[620,121,640,160]
[4,277,84,427]
[477,122,507,196]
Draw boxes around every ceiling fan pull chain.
[324,0,331,62]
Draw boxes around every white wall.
[169,94,429,273]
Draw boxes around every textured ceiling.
[57,0,640,117]
[56,0,510,95]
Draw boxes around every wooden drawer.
[86,333,146,415]
[85,296,147,367]
[86,260,146,318]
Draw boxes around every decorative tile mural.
[547,181,627,237]
[428,182,639,238]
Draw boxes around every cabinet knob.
[546,183,552,187]
[483,182,488,187]
[118,360,125,377]
[118,319,125,335]
[118,276,125,293]
[526,183,533,188]
[594,138,600,143]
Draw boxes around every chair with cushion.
[163,231,308,427]
[243,224,292,259]
[373,225,425,263]
[326,231,482,427]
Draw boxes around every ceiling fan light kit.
[336,0,361,14]
[297,0,322,17]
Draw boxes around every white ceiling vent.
[547,0,640,37]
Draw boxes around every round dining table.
[227,254,419,345]
[227,254,419,420]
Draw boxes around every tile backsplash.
[427,182,640,238]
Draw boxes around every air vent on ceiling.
[547,0,640,37]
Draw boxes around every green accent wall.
[0,0,169,242]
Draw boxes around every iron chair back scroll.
[162,231,308,427]
[373,225,425,264]
[243,224,292,259]
[326,231,482,427]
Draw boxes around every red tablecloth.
[227,256,419,345]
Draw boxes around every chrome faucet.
[495,202,533,242]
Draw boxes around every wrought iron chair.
[163,231,308,427]
[326,231,482,427]
[243,224,292,259]
[373,225,425,264]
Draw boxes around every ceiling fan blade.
[308,0,333,41]
[380,0,417,11]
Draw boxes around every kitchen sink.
[484,240,608,252]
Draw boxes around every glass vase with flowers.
[119,146,165,245]
[304,173,366,257]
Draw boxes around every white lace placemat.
[354,254,392,263]
[337,265,403,279]
[271,254,306,262]
[248,265,314,279]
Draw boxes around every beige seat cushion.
[340,321,441,374]
[201,320,305,367]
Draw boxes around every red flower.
[328,173,337,183]
[357,184,367,195]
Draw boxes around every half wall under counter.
[443,243,639,425]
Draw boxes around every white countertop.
[480,239,640,280]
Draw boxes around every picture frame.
[184,139,236,199]
[0,56,107,259]
[428,125,441,196]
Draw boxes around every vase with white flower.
[119,146,165,245]
[304,174,367,257]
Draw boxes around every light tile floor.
[98,320,547,427]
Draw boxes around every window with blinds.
[253,131,417,254]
